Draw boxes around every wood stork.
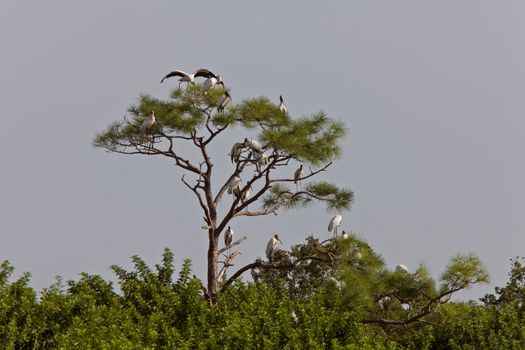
[341,230,350,240]
[160,68,216,86]
[232,185,242,199]
[227,175,242,195]
[229,142,244,163]
[202,74,222,94]
[217,90,231,112]
[328,214,343,236]
[241,185,252,203]
[224,226,233,248]
[278,95,287,114]
[252,150,268,171]
[293,164,304,190]
[244,138,263,153]
[266,234,282,259]
[396,264,409,273]
[140,111,156,133]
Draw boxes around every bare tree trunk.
[207,231,220,295]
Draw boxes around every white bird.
[227,175,242,195]
[217,90,231,112]
[294,164,304,189]
[202,75,222,94]
[326,277,342,290]
[328,214,343,236]
[290,310,298,323]
[396,264,409,273]
[224,226,234,248]
[232,185,242,199]
[229,142,244,163]
[265,234,282,259]
[341,231,350,240]
[140,111,156,133]
[252,151,268,171]
[257,153,269,166]
[278,95,287,114]
[244,138,263,153]
[160,68,216,86]
[241,185,252,203]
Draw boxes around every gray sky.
[1,1,524,300]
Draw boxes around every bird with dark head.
[265,234,282,259]
[278,95,287,114]
[217,89,231,112]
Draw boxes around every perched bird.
[252,151,268,171]
[257,153,269,166]
[278,95,287,114]
[396,264,409,273]
[217,90,231,112]
[341,230,350,240]
[227,175,242,195]
[224,226,234,248]
[229,142,244,163]
[294,164,304,189]
[160,68,216,86]
[202,74,222,94]
[241,185,252,203]
[140,111,156,133]
[328,214,343,236]
[244,138,263,153]
[265,234,282,259]
[232,185,242,199]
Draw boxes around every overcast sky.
[1,1,524,300]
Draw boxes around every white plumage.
[278,95,287,114]
[328,214,343,235]
[396,264,409,273]
[160,68,216,85]
[202,75,222,94]
[265,234,282,259]
[224,226,234,248]
[252,151,269,171]
[227,175,242,195]
[217,90,231,112]
[241,185,252,203]
[244,138,263,153]
[257,153,269,166]
[140,111,156,133]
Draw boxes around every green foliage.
[259,112,346,165]
[1,248,523,349]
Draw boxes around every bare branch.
[221,255,330,292]
[181,175,210,221]
[217,249,241,283]
[269,161,332,184]
[218,236,247,255]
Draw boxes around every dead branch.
[218,236,247,255]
